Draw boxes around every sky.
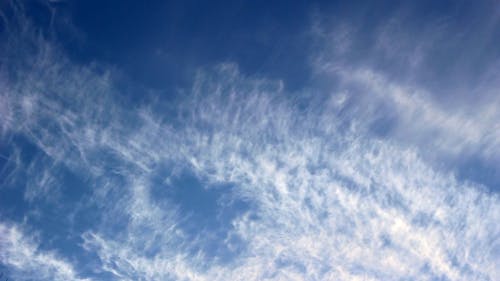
[0,0,499,280]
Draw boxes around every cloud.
[76,65,500,280]
[310,9,500,187]
[0,223,91,281]
[1,2,499,281]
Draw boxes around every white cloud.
[3,56,499,279]
[0,223,91,281]
[69,65,499,281]
[310,15,500,187]
[334,67,500,160]
[1,3,499,281]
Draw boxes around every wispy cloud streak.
[0,223,91,281]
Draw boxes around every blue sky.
[0,0,499,280]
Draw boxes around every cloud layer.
[1,2,499,281]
